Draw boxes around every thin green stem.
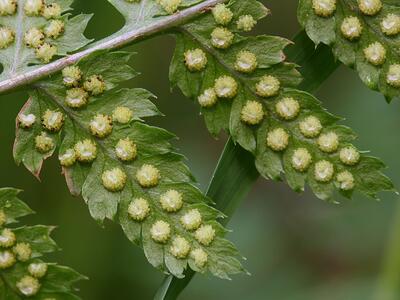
[154,30,340,300]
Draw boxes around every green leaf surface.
[0,187,85,299]
[0,0,91,81]
[13,51,245,279]
[169,0,395,202]
[298,0,400,101]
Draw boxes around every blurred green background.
[1,0,400,299]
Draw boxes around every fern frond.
[0,0,91,81]
[0,187,85,299]
[298,0,400,101]
[13,51,245,279]
[169,0,395,201]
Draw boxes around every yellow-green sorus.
[136,164,160,187]
[150,220,171,243]
[16,276,41,297]
[267,128,289,151]
[214,76,238,99]
[74,139,97,163]
[195,225,215,246]
[42,109,64,132]
[236,15,257,31]
[128,198,150,221]
[35,132,54,153]
[210,27,234,49]
[255,75,280,98]
[101,168,127,192]
[89,114,113,138]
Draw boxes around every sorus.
[112,106,133,124]
[358,0,382,16]
[267,128,289,151]
[0,228,16,247]
[83,75,106,96]
[74,139,97,163]
[150,220,171,243]
[0,0,16,15]
[386,64,400,88]
[184,48,208,72]
[299,115,322,138]
[42,3,61,19]
[28,263,48,278]
[157,0,181,14]
[195,224,215,246]
[212,3,233,25]
[65,88,89,108]
[235,50,258,73]
[291,148,312,172]
[128,198,150,221]
[59,148,76,167]
[16,276,41,297]
[190,248,208,268]
[363,42,386,66]
[24,0,44,16]
[198,88,217,108]
[115,138,137,162]
[312,0,336,17]
[42,109,64,132]
[339,145,360,165]
[35,43,57,63]
[317,131,339,153]
[13,242,32,262]
[314,160,334,182]
[35,132,54,153]
[62,66,82,87]
[341,17,363,40]
[236,15,257,32]
[170,236,191,259]
[0,26,15,49]
[275,97,300,120]
[381,14,400,36]
[255,75,280,98]
[214,76,238,99]
[336,170,355,190]
[24,28,44,48]
[160,190,183,213]
[210,27,234,49]
[89,114,113,138]
[0,250,15,269]
[101,168,127,192]
[136,164,160,187]
[44,20,64,39]
[18,113,36,129]
[180,209,202,231]
[240,100,264,125]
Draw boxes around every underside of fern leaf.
[169,0,395,201]
[13,50,244,280]
[0,187,85,299]
[0,0,91,80]
[298,0,400,101]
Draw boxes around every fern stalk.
[0,0,226,94]
[155,30,340,300]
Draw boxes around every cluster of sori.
[266,102,360,191]
[128,189,213,268]
[0,210,48,297]
[124,0,182,15]
[312,0,400,88]
[183,4,262,125]
[0,0,64,62]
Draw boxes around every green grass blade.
[154,30,339,300]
